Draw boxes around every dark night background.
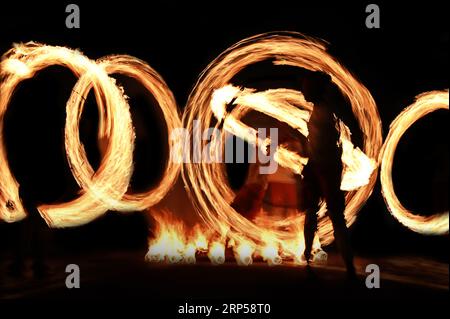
[0,0,448,306]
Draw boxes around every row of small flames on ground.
[145,213,328,266]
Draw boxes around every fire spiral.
[182,32,383,253]
[0,42,181,226]
[1,35,446,266]
[380,90,449,235]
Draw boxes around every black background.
[0,0,448,261]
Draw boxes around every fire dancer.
[298,71,356,277]
[5,96,57,278]
[8,184,52,278]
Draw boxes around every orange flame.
[380,90,449,235]
[1,35,446,263]
[0,42,181,226]
[145,210,329,266]
[182,32,382,251]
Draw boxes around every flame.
[146,210,329,266]
[0,42,123,224]
[380,90,449,235]
[0,42,181,226]
[211,85,310,173]
[337,120,377,191]
[212,84,377,188]
[192,224,209,252]
[259,232,283,266]
[182,32,382,250]
[280,231,306,264]
[230,237,256,266]
[146,211,210,264]
[2,36,446,265]
[208,241,226,265]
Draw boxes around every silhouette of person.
[297,71,356,277]
[4,81,63,278]
[8,182,51,278]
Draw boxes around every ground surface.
[1,251,447,305]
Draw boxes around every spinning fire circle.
[182,32,383,247]
[0,43,181,226]
[380,90,449,235]
[0,34,447,251]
